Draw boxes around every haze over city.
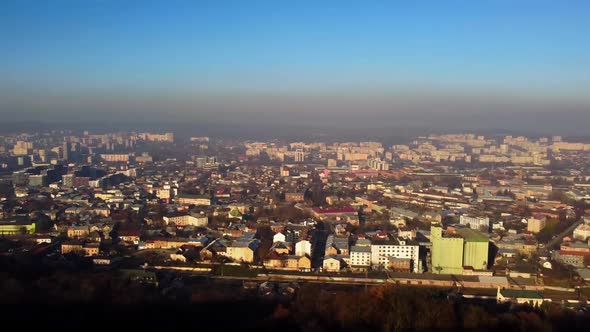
[2,1,590,134]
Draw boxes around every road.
[540,218,584,256]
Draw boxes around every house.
[61,241,83,254]
[83,243,100,256]
[118,230,140,244]
[312,206,358,224]
[496,288,544,306]
[152,237,189,249]
[270,241,291,255]
[263,252,287,269]
[323,255,342,272]
[273,232,286,243]
[67,225,89,239]
[226,238,260,263]
[200,239,229,261]
[286,255,311,271]
[325,235,349,256]
[295,239,312,256]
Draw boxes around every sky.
[1,0,590,134]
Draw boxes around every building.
[431,224,490,274]
[285,192,305,202]
[272,232,286,243]
[573,224,590,241]
[176,194,211,206]
[28,174,48,187]
[83,243,100,256]
[67,225,90,239]
[138,132,174,143]
[431,224,464,274]
[350,245,372,270]
[118,230,141,244]
[0,220,36,235]
[370,238,420,272]
[295,149,305,162]
[295,239,312,256]
[527,217,546,233]
[226,238,260,263]
[367,158,389,171]
[496,288,544,306]
[456,228,489,271]
[100,154,131,163]
[459,215,490,232]
[61,242,84,254]
[312,206,358,222]
[325,235,350,256]
[388,257,412,272]
[163,214,208,227]
[323,255,343,272]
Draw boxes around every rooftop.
[499,288,543,299]
[456,228,488,242]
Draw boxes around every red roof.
[559,250,590,256]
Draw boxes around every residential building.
[370,238,420,272]
[527,217,546,233]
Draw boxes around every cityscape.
[2,130,590,328]
[3,1,590,331]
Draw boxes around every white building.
[350,246,371,268]
[459,215,490,231]
[163,214,208,227]
[370,238,420,272]
[295,240,312,256]
[273,232,286,243]
[573,224,590,241]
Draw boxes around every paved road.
[540,218,584,256]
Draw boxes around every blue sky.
[1,0,590,129]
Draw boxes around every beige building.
[61,242,84,254]
[67,225,90,239]
[227,239,260,263]
[322,256,343,272]
[83,243,100,256]
[163,214,208,227]
[176,195,211,206]
[527,217,546,233]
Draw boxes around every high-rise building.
[295,149,305,162]
[62,141,71,161]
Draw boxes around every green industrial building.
[457,228,489,270]
[431,224,489,274]
[431,224,464,274]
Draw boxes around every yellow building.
[61,242,84,254]
[67,225,90,239]
[227,239,260,263]
[83,243,100,256]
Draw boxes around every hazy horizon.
[2,1,589,134]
